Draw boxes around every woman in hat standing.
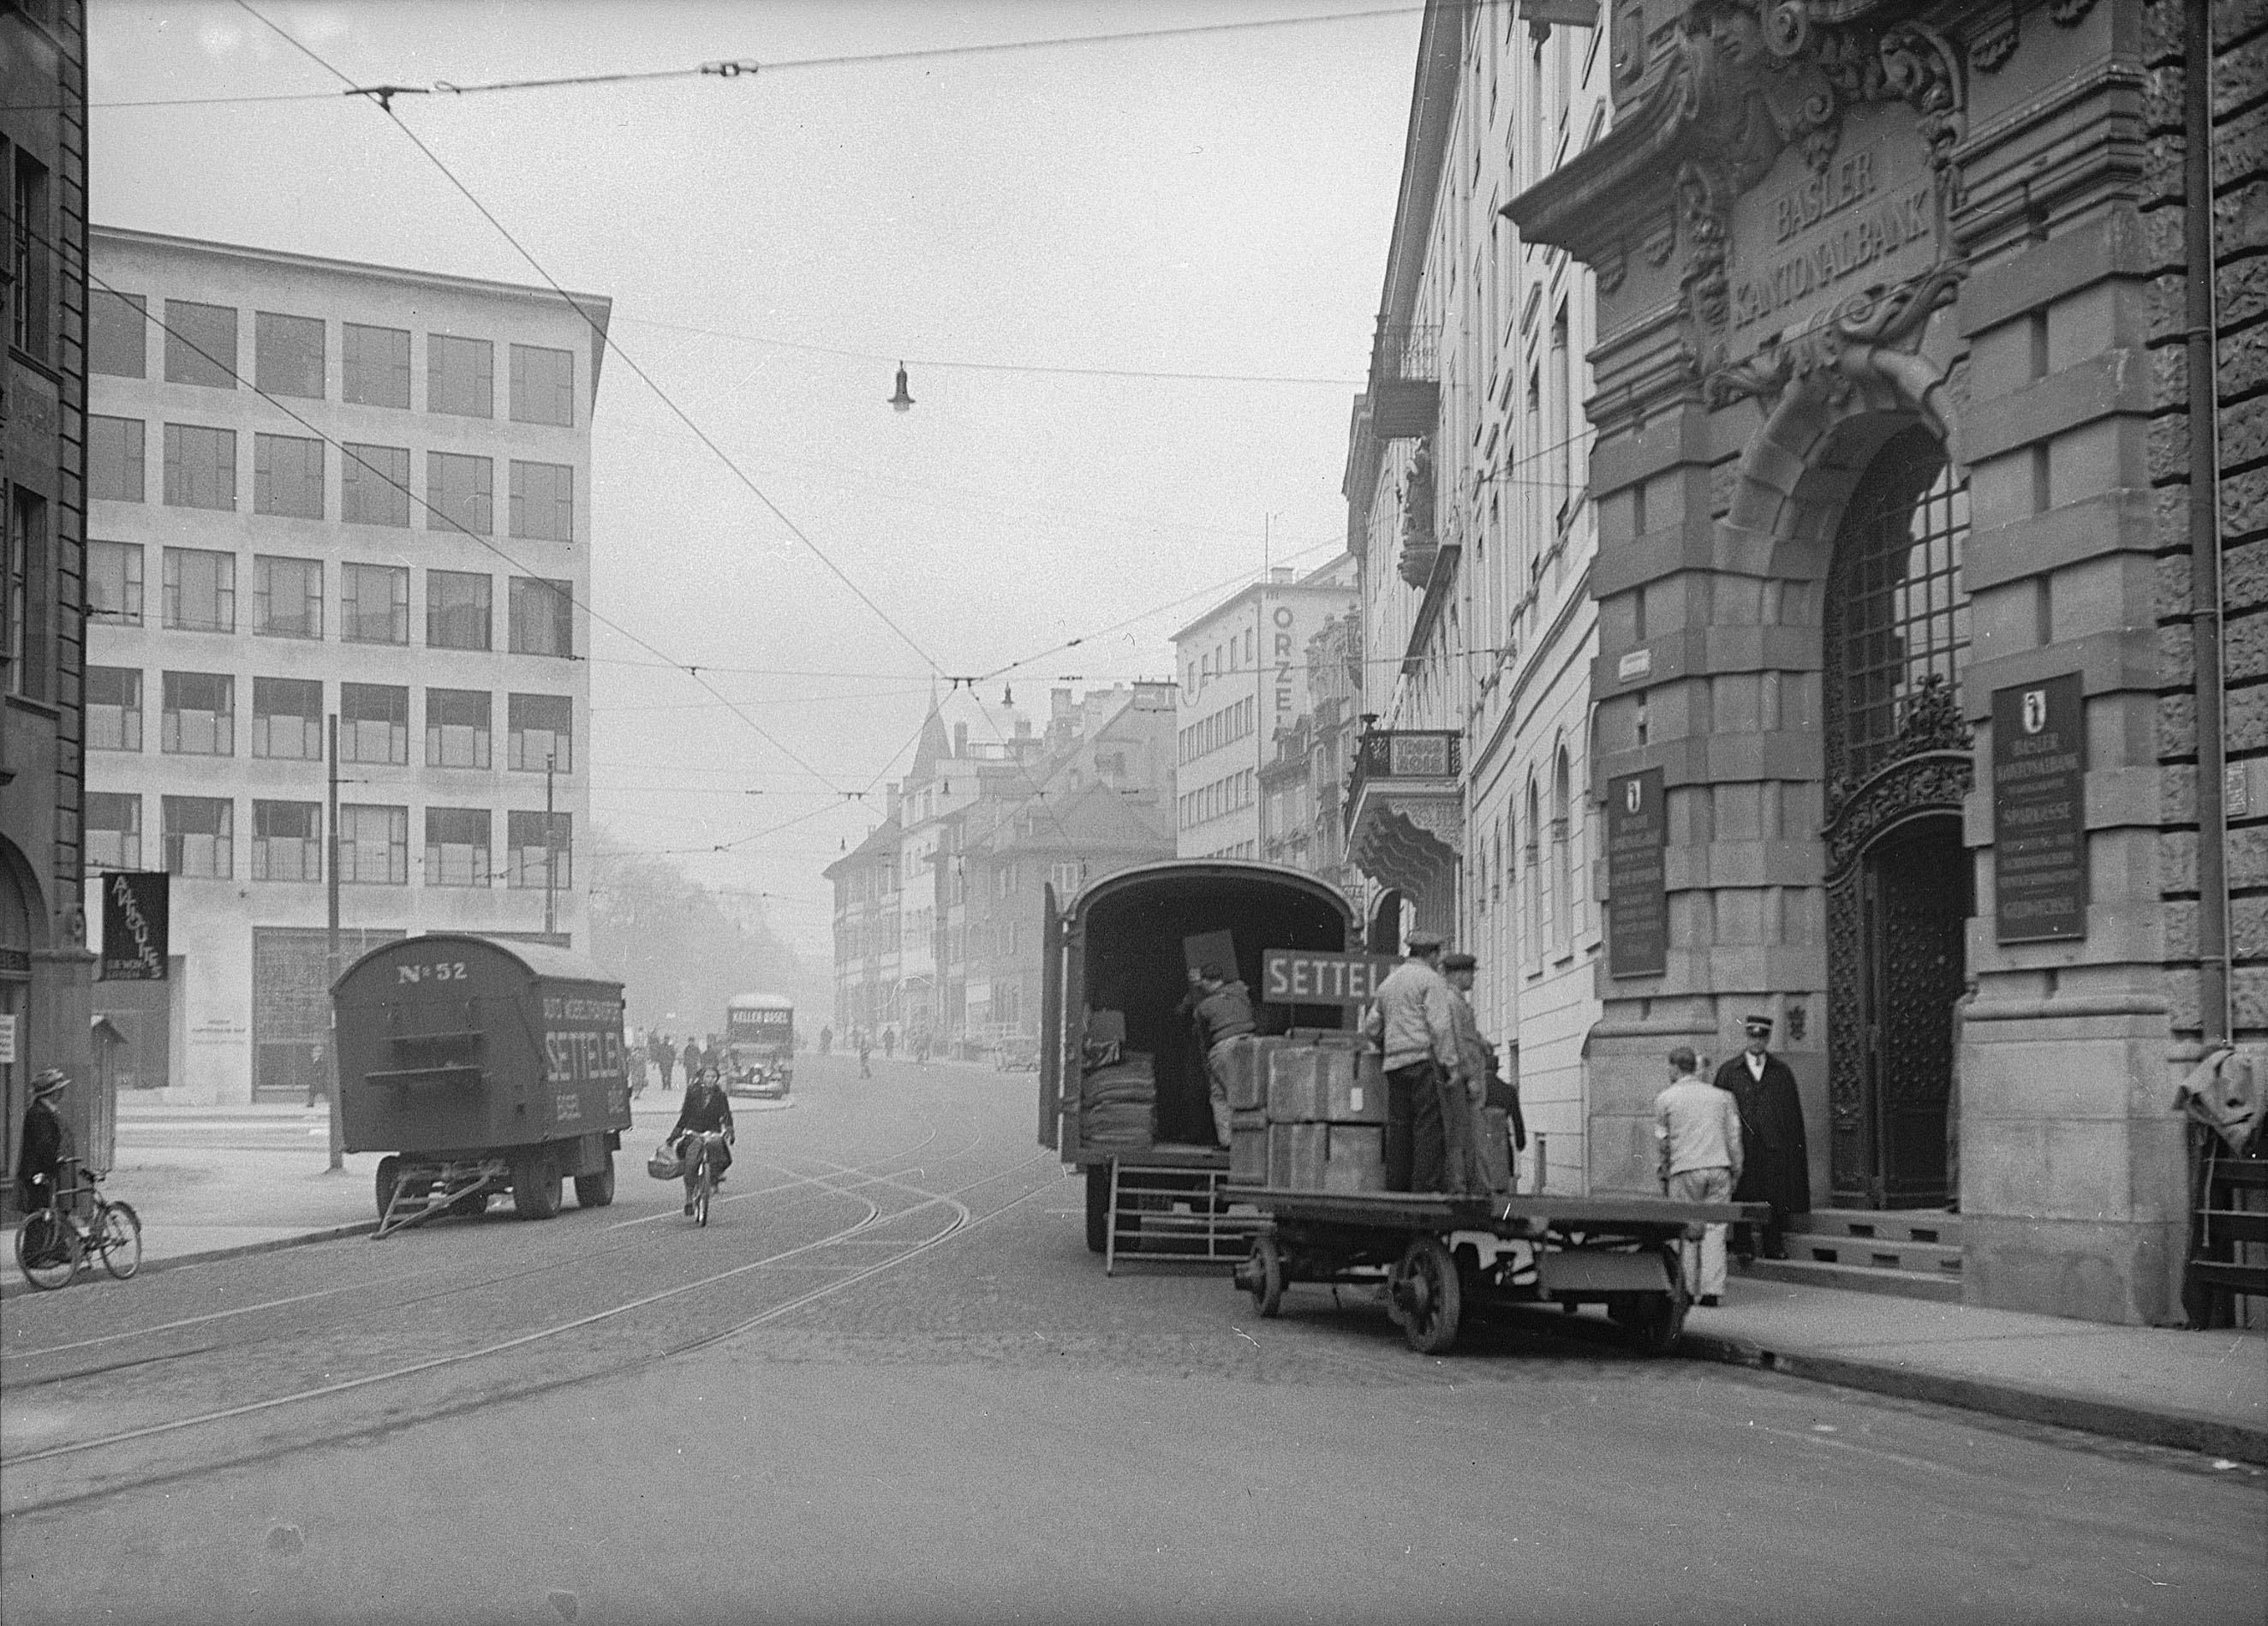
[15,1067,73,1217]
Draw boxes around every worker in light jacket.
[1361,931,1462,1193]
[1656,1046,1743,1306]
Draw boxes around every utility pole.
[325,714,343,1171]
[544,750,558,940]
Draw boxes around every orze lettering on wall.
[1273,604,1298,718]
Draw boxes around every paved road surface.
[3,1055,2261,1625]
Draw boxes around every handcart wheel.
[1389,1235,1462,1355]
[1620,1247,1689,1357]
[1245,1234,1286,1318]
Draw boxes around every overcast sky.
[90,0,1419,962]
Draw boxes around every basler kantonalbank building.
[1507,0,2256,1325]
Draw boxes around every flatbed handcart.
[1227,1187,1765,1357]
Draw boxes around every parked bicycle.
[14,1157,141,1291]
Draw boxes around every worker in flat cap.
[1362,930,1460,1191]
[1439,953,1505,1194]
[1712,1013,1810,1260]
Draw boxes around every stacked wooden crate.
[1221,1036,1284,1184]
[1262,1036,1388,1191]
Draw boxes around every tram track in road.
[0,1118,968,1378]
[1,1106,1065,1516]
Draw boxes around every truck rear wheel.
[512,1150,561,1220]
[374,1156,401,1219]
[1085,1163,1110,1254]
[574,1155,616,1209]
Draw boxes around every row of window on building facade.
[1178,768,1255,832]
[93,290,581,427]
[86,792,570,890]
[90,415,576,541]
[86,673,570,771]
[1178,695,1254,765]
[88,541,573,655]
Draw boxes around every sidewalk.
[8,1103,2262,1467]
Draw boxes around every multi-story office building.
[0,0,94,1205]
[84,227,610,1103]
[1173,561,1357,859]
[1344,1,1611,1193]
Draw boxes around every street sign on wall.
[1605,768,1668,978]
[1991,673,2088,942]
[98,870,169,981]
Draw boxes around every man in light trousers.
[1655,1044,1743,1306]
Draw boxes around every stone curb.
[0,1220,379,1301]
[1680,1328,2268,1467]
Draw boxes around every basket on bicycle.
[646,1143,683,1181]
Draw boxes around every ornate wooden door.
[1822,425,1973,1208]
[1857,818,1967,1205]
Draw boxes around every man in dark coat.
[1714,1013,1810,1260]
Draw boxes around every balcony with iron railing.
[1369,319,1440,440]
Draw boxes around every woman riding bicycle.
[669,1066,735,1215]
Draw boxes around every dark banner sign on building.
[1605,768,1668,978]
[1992,673,2088,942]
[99,870,169,981]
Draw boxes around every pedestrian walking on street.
[1714,1014,1809,1260]
[858,1032,874,1079]
[656,1035,678,1094]
[1439,953,1500,1194]
[1362,930,1460,1193]
[1184,963,1257,1147]
[882,1025,897,1059]
[819,1024,833,1056]
[1656,1045,1743,1306]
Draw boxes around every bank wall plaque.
[1990,673,2087,943]
[1606,768,1668,978]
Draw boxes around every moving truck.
[1036,859,1358,1252]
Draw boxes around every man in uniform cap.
[1713,1013,1809,1259]
[1438,953,1503,1194]
[1361,930,1461,1191]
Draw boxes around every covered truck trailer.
[1036,859,1358,1254]
[334,934,633,1233]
